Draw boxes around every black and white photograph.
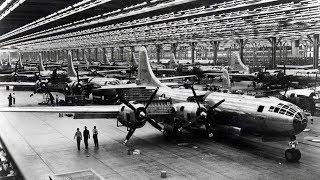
[0,0,320,179]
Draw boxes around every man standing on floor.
[7,93,12,107]
[12,92,15,105]
[74,128,82,151]
[83,126,90,149]
[92,126,99,148]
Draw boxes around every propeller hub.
[200,111,207,118]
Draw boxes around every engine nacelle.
[172,102,207,124]
[117,103,147,129]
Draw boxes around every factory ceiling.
[0,0,319,51]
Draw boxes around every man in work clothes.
[92,126,99,148]
[12,93,15,105]
[83,126,90,149]
[7,93,12,107]
[74,128,82,150]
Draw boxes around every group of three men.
[74,126,99,150]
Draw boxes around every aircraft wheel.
[285,148,301,162]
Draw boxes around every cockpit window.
[257,106,264,112]
[282,105,289,110]
[270,103,298,117]
[279,109,286,114]
[269,106,275,112]
[286,111,294,117]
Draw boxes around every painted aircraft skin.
[134,47,307,137]
[0,47,308,162]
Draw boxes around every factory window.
[257,105,264,112]
[274,107,280,113]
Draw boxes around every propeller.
[118,87,163,145]
[177,85,210,134]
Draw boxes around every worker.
[55,94,59,106]
[83,126,90,149]
[74,128,82,151]
[92,126,99,148]
[12,92,15,105]
[7,93,12,107]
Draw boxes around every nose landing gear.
[285,148,301,162]
[285,135,301,162]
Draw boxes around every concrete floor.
[0,88,320,180]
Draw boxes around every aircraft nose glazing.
[293,112,308,134]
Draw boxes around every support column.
[88,48,91,62]
[119,47,124,61]
[190,42,197,64]
[269,37,277,69]
[110,47,114,62]
[130,46,135,66]
[210,41,219,65]
[171,43,177,59]
[156,44,162,63]
[239,39,245,64]
[102,47,107,64]
[94,47,98,61]
[313,34,319,69]
[82,49,85,61]
[56,50,59,61]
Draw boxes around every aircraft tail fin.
[221,68,231,90]
[67,50,77,77]
[38,53,45,71]
[18,52,23,68]
[168,53,176,69]
[136,47,165,87]
[7,52,12,66]
[230,51,249,73]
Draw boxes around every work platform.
[1,88,320,179]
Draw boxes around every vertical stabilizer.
[7,52,12,66]
[38,52,45,71]
[18,52,23,68]
[221,68,231,90]
[168,53,176,69]
[230,51,249,73]
[136,47,165,87]
[67,50,77,77]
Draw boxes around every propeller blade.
[145,87,159,109]
[118,93,136,112]
[123,128,136,145]
[146,117,163,132]
[210,99,225,109]
[76,66,80,83]
[191,85,200,108]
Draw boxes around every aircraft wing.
[159,75,196,81]
[0,105,119,113]
[0,82,36,86]
[205,73,256,81]
[97,69,127,74]
[98,83,147,90]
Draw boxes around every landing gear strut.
[285,135,301,162]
